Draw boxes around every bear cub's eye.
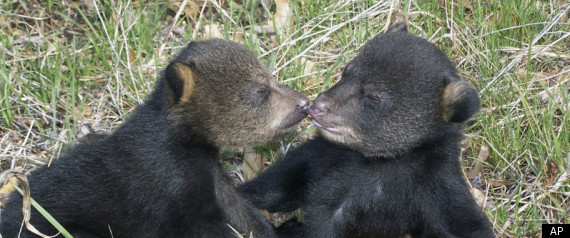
[361,89,381,101]
[246,85,271,106]
[362,89,388,106]
[255,86,270,97]
[366,94,382,101]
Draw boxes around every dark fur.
[239,23,494,237]
[0,39,308,237]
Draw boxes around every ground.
[0,0,569,237]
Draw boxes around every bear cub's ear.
[165,61,196,104]
[442,79,480,123]
[386,21,408,34]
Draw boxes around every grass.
[1,0,568,237]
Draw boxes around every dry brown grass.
[1,0,569,237]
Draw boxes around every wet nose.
[298,97,310,111]
[280,84,309,111]
[309,94,328,117]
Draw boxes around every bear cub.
[239,22,495,237]
[1,39,308,237]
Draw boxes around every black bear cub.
[1,39,309,237]
[239,22,495,237]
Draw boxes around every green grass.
[11,182,72,238]
[1,0,568,237]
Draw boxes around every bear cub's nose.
[309,95,328,117]
[298,98,310,111]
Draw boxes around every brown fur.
[168,62,196,103]
[239,22,493,238]
[442,80,480,122]
[0,39,308,237]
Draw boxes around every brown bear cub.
[239,22,495,237]
[0,39,308,237]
